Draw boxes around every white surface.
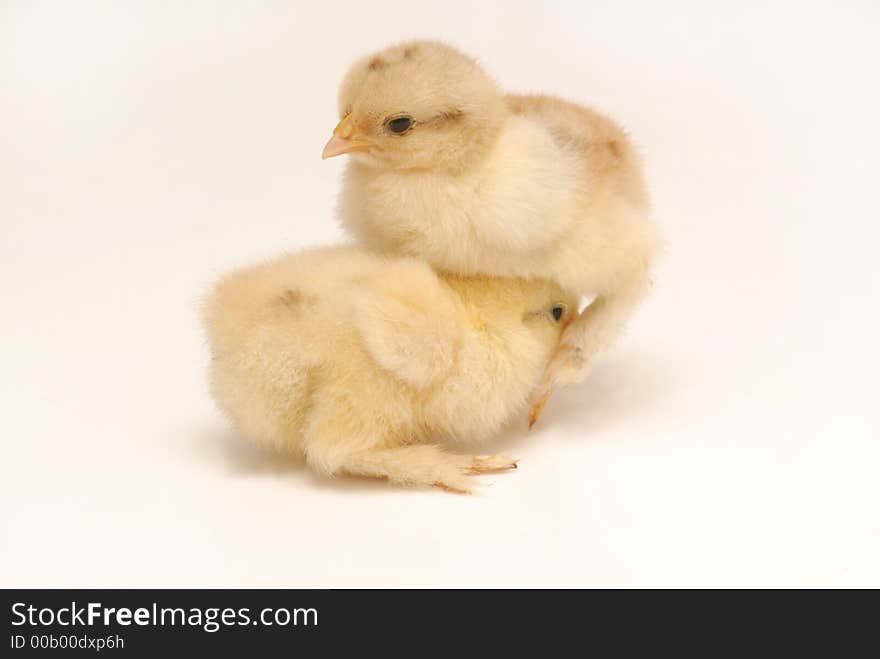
[1,1,878,587]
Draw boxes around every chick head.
[517,280,580,349]
[448,275,579,350]
[322,41,506,172]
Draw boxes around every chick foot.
[328,445,518,494]
[434,454,519,493]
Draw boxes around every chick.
[322,41,661,425]
[203,246,577,493]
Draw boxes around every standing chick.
[203,246,577,493]
[322,41,661,424]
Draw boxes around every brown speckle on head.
[402,45,418,59]
[607,140,623,159]
[439,109,464,122]
[276,288,315,312]
[278,289,301,307]
[368,57,387,71]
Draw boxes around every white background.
[1,1,878,587]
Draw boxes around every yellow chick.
[203,246,577,493]
[322,41,661,425]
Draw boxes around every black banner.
[1,589,873,655]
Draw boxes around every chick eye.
[386,116,413,134]
[551,305,565,322]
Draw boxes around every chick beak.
[322,114,373,159]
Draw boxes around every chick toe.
[433,481,473,495]
[469,454,519,474]
[527,397,549,429]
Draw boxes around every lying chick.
[203,246,577,493]
[322,41,661,425]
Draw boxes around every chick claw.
[527,392,551,429]
[527,355,564,429]
[528,341,586,428]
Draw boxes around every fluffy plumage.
[323,41,661,423]
[203,246,577,493]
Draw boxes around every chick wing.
[354,260,463,390]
